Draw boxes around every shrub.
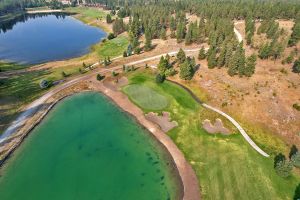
[39,79,49,89]
[293,103,300,111]
[112,71,118,77]
[61,71,68,78]
[155,74,165,83]
[292,152,300,168]
[96,74,105,81]
[275,160,293,178]
[293,59,300,74]
[107,33,115,40]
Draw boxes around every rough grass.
[0,62,28,72]
[123,84,169,111]
[93,36,129,59]
[124,69,300,200]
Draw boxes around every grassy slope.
[124,70,299,200]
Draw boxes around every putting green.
[123,84,169,110]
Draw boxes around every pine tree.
[177,48,186,63]
[106,14,112,24]
[179,59,194,80]
[217,44,226,67]
[225,42,233,67]
[259,43,271,59]
[144,29,152,51]
[244,54,257,77]
[157,56,169,74]
[170,16,176,31]
[288,20,300,47]
[207,48,217,69]
[198,46,206,60]
[160,27,167,40]
[185,24,192,45]
[176,21,186,43]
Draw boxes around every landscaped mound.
[123,84,169,110]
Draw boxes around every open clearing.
[124,70,299,200]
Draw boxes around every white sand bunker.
[145,112,178,132]
[103,76,128,91]
[202,118,230,135]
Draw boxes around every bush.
[123,51,127,57]
[39,79,49,89]
[293,103,300,111]
[96,74,105,81]
[292,152,300,168]
[155,74,165,83]
[61,71,68,77]
[275,160,293,178]
[107,33,115,40]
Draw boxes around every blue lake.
[0,13,106,64]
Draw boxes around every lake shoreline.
[0,76,200,200]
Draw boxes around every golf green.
[0,92,181,200]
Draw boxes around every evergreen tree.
[293,59,300,74]
[179,59,194,80]
[244,54,257,77]
[198,46,206,60]
[144,29,152,51]
[217,44,226,67]
[259,43,271,59]
[170,16,176,31]
[288,20,300,47]
[176,21,186,43]
[185,24,192,45]
[160,27,167,40]
[112,18,125,35]
[207,48,217,69]
[157,56,169,74]
[106,14,112,24]
[177,48,186,63]
[225,42,234,67]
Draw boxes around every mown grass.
[124,69,300,200]
[123,84,169,110]
[93,36,129,59]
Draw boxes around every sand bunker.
[145,112,178,132]
[202,118,230,135]
[103,76,128,91]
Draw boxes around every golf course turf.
[123,70,300,200]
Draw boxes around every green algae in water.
[0,92,181,200]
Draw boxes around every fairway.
[124,70,300,200]
[123,84,169,110]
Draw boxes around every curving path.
[1,22,269,157]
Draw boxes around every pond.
[0,13,105,64]
[0,92,181,200]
